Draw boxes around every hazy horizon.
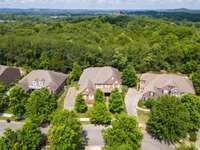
[0,0,200,10]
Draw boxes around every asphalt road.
[83,124,105,147]
[0,121,22,136]
[142,131,174,150]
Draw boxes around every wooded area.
[0,16,199,74]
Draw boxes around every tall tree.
[71,63,82,82]
[94,89,104,104]
[108,88,124,113]
[26,88,57,124]
[48,110,85,150]
[192,71,200,95]
[0,82,6,112]
[122,65,138,87]
[181,94,200,132]
[75,93,87,113]
[103,113,143,150]
[16,121,42,150]
[147,95,190,143]
[88,102,111,125]
[8,86,28,117]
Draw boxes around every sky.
[0,0,200,10]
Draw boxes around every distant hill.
[0,8,200,22]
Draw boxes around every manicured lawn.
[137,109,150,124]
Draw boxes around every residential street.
[83,124,105,150]
[64,87,78,110]
[125,88,141,116]
[0,121,22,135]
[142,131,174,150]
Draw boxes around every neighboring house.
[140,72,195,100]
[0,65,21,86]
[18,70,67,94]
[78,66,122,104]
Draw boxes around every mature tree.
[8,86,28,117]
[94,89,104,103]
[147,95,190,143]
[112,50,127,71]
[108,88,124,113]
[122,65,137,87]
[48,110,85,150]
[0,121,42,150]
[192,71,200,95]
[26,88,57,124]
[181,94,200,132]
[16,121,42,150]
[75,93,87,113]
[0,128,17,150]
[88,102,111,125]
[103,113,143,150]
[71,63,82,82]
[0,82,6,112]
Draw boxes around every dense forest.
[0,15,200,74]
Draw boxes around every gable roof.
[141,72,195,94]
[18,70,67,92]
[79,66,121,92]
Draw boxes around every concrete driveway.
[142,131,174,150]
[64,87,78,110]
[125,88,141,116]
[83,125,105,150]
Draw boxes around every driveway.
[83,125,105,150]
[125,88,141,116]
[142,131,174,150]
[64,87,78,110]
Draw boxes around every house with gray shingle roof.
[140,72,195,100]
[0,65,21,86]
[78,66,121,104]
[18,70,67,94]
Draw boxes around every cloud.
[0,0,200,9]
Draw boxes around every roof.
[141,72,195,94]
[79,66,121,92]
[18,70,67,91]
[0,65,8,75]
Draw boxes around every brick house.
[78,66,122,104]
[140,72,195,100]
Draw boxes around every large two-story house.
[78,66,122,104]
[140,72,195,100]
[18,70,67,94]
[0,65,21,86]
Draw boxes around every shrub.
[176,144,197,150]
[189,131,197,142]
[144,98,157,109]
[75,93,87,113]
[138,100,145,108]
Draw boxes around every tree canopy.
[48,110,85,150]
[147,95,190,143]
[192,71,200,95]
[0,82,6,112]
[94,89,104,104]
[103,113,142,150]
[108,88,124,113]
[25,88,57,124]
[7,86,28,117]
[75,93,87,113]
[122,65,138,87]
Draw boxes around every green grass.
[137,109,150,124]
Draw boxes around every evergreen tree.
[122,65,137,87]
[109,88,124,113]
[94,89,104,104]
[75,93,87,113]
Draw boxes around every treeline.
[0,16,200,74]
